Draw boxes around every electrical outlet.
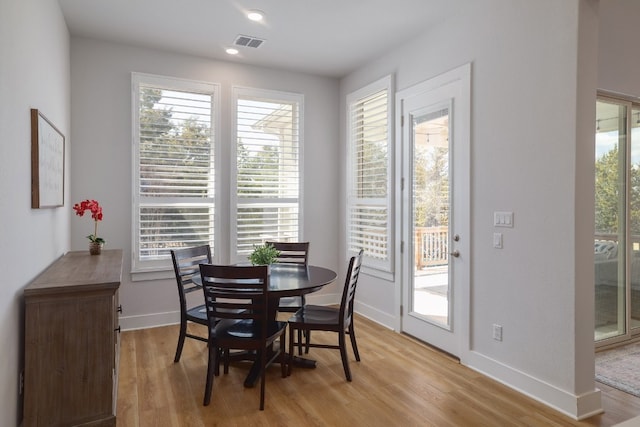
[19,370,24,395]
[492,324,503,341]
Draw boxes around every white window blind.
[347,76,392,273]
[132,73,218,272]
[233,88,302,257]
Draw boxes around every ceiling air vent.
[234,34,265,49]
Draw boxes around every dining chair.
[170,245,212,363]
[199,264,287,410]
[287,249,364,381]
[264,241,310,313]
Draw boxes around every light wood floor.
[116,315,640,426]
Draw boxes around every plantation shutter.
[234,89,301,255]
[133,74,217,271]
[347,77,392,272]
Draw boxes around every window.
[231,87,303,261]
[132,73,219,272]
[346,76,393,274]
[131,77,303,273]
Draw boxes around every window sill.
[361,265,394,282]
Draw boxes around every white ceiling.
[58,0,463,78]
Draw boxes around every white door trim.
[393,62,471,360]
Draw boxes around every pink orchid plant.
[73,199,105,244]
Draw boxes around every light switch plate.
[494,211,514,228]
[493,232,503,249]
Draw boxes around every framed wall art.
[31,108,65,208]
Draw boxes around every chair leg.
[224,348,230,374]
[348,322,360,361]
[288,326,295,377]
[214,347,220,376]
[300,295,310,354]
[280,332,287,378]
[260,343,267,410]
[203,341,218,406]
[174,320,187,363]
[338,331,352,382]
[305,330,311,354]
[297,328,303,355]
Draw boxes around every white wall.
[69,38,341,329]
[0,0,70,424]
[340,0,600,419]
[598,0,640,94]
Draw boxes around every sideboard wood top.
[25,249,123,297]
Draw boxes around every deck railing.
[415,226,449,269]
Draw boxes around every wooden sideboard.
[23,249,123,427]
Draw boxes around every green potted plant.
[248,243,280,266]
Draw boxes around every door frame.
[394,63,471,360]
[594,94,639,348]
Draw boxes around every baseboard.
[465,351,603,420]
[354,300,395,329]
[615,414,640,426]
[120,311,180,331]
[304,292,339,307]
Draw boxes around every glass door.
[630,106,640,332]
[410,107,452,329]
[594,98,628,343]
[398,64,470,358]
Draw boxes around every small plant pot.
[89,242,103,255]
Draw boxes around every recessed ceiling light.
[226,48,239,55]
[247,10,264,22]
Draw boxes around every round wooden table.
[264,264,337,296]
[193,263,338,387]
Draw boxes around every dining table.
[193,263,338,387]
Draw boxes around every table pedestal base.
[243,354,316,388]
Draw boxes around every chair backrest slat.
[199,264,270,327]
[171,245,213,309]
[340,249,364,327]
[265,241,310,266]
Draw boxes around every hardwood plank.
[117,316,640,426]
[116,326,138,427]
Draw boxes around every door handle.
[450,250,460,258]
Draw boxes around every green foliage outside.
[139,87,211,197]
[139,87,213,255]
[595,145,640,237]
[595,146,622,235]
[139,88,293,257]
[237,141,279,196]
[413,146,449,228]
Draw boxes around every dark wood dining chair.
[264,241,310,313]
[287,249,364,381]
[170,245,212,363]
[199,264,287,410]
